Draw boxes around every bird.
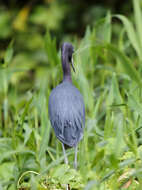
[48,42,85,170]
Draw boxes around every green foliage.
[1,0,142,190]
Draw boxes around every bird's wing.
[48,83,85,147]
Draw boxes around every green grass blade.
[133,0,142,50]
[4,40,14,67]
[104,11,112,43]
[44,31,59,66]
[115,14,142,60]
[106,44,142,86]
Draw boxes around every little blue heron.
[48,42,85,170]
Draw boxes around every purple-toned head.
[61,42,75,73]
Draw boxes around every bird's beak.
[71,57,75,72]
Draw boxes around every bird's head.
[61,42,75,72]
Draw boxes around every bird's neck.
[62,54,72,82]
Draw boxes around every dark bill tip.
[71,57,75,72]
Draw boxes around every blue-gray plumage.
[48,42,85,171]
[49,81,85,147]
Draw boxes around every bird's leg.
[62,143,69,190]
[74,145,78,170]
[62,143,68,165]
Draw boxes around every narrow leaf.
[115,14,142,60]
[4,40,14,67]
[133,0,142,50]
[106,44,142,86]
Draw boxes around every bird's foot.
[66,184,70,190]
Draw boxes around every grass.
[1,0,142,189]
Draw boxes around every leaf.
[51,165,84,189]
[4,40,14,67]
[13,6,30,31]
[114,114,124,158]
[104,109,112,139]
[23,123,32,145]
[19,95,33,127]
[51,164,70,179]
[37,90,51,162]
[104,11,112,43]
[128,93,142,115]
[115,14,142,60]
[44,31,59,66]
[133,0,142,50]
[0,148,35,164]
[0,162,14,180]
[107,73,123,106]
[106,44,142,86]
[0,11,11,38]
[38,121,51,161]
[111,74,123,104]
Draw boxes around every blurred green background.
[1,0,142,190]
[0,0,132,95]
[0,0,131,44]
